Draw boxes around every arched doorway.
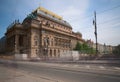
[50,49,52,57]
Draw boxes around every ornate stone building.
[4,7,85,59]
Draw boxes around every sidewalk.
[0,64,57,82]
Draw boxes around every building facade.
[0,36,6,54]
[3,7,84,59]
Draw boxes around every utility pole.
[93,11,98,55]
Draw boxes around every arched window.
[35,41,38,46]
[36,49,38,55]
[43,37,49,46]
[50,49,52,57]
[34,36,38,46]
[19,35,23,46]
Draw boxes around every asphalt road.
[1,61,120,82]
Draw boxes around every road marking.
[85,65,90,69]
[63,64,69,67]
[74,65,79,67]
[114,67,120,70]
[99,66,105,69]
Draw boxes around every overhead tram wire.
[94,5,120,25]
[79,4,120,22]
[98,16,120,25]
[98,22,120,28]
[80,16,120,29]
[97,4,120,14]
[77,4,120,31]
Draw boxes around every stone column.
[15,34,19,54]
[58,49,60,57]
[54,49,56,58]
[56,49,58,58]
[52,49,54,57]
[47,49,50,58]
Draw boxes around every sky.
[0,0,120,46]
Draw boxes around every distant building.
[86,39,113,54]
[0,7,85,59]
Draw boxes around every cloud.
[61,1,89,17]
[56,0,90,30]
[60,6,81,19]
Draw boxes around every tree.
[74,42,82,51]
[74,42,96,54]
